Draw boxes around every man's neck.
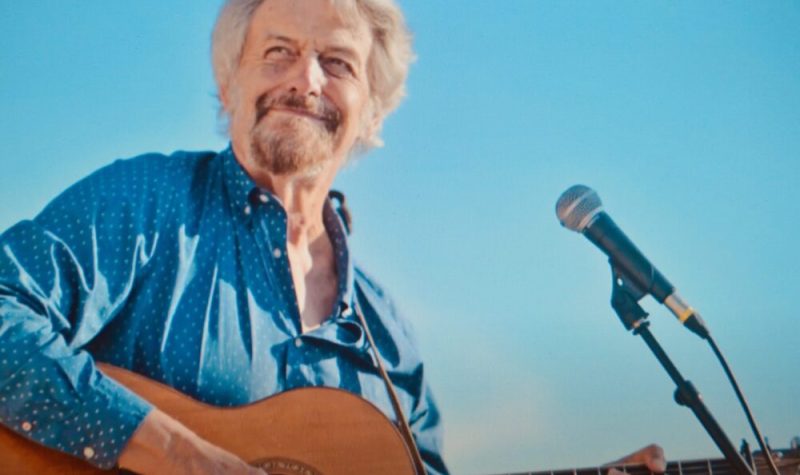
[262,170,341,333]
[269,174,329,246]
[231,147,344,332]
[232,145,343,246]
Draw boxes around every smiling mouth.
[253,92,340,134]
[269,107,326,122]
[261,107,339,134]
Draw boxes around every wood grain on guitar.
[0,363,416,474]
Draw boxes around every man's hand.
[606,444,667,474]
[118,408,267,475]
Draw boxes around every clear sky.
[1,1,798,474]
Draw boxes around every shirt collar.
[221,145,258,218]
[323,198,355,318]
[222,144,355,318]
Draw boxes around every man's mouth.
[254,93,340,133]
[268,107,326,122]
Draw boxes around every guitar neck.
[504,453,792,475]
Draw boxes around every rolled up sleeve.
[0,201,152,468]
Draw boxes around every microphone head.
[556,185,604,232]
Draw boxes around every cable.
[707,334,780,475]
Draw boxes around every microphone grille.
[556,185,603,232]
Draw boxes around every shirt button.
[83,447,95,459]
[258,194,269,203]
[294,338,303,348]
[273,248,283,259]
[244,205,252,215]
[21,422,32,432]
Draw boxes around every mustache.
[254,92,341,133]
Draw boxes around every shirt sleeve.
[0,170,154,469]
[410,375,449,475]
[390,299,448,474]
[356,271,450,475]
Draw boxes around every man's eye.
[264,46,292,60]
[322,57,355,77]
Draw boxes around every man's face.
[225,0,374,178]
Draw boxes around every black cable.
[707,334,780,475]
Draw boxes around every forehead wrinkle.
[254,0,367,38]
[328,0,361,27]
[259,33,295,45]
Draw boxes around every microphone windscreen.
[556,185,603,232]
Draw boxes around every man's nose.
[288,56,326,97]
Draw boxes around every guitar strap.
[353,298,428,475]
[330,190,426,474]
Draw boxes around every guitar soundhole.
[251,457,323,475]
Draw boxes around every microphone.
[556,184,709,339]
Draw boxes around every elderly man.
[0,0,445,473]
[0,0,667,474]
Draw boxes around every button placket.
[252,200,301,329]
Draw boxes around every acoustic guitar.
[0,364,797,475]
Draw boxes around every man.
[0,0,664,473]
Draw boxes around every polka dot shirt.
[0,147,447,474]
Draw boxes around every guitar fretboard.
[498,455,782,475]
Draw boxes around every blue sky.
[1,1,798,473]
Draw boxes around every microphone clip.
[609,262,649,332]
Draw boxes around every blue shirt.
[0,148,447,473]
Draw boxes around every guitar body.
[1,364,798,475]
[0,364,416,474]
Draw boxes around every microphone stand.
[608,265,753,475]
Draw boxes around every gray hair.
[211,0,414,149]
